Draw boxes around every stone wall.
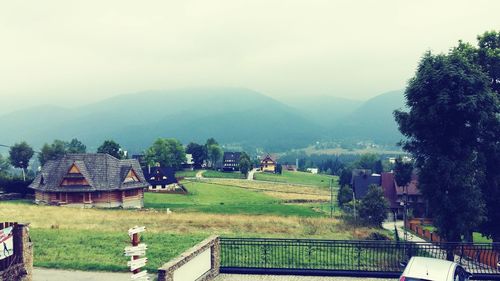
[0,224,33,281]
[158,236,220,281]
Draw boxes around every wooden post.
[132,232,140,274]
[125,226,148,281]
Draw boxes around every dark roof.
[381,172,399,209]
[352,173,381,199]
[260,154,276,164]
[223,152,241,162]
[350,169,372,185]
[29,153,148,192]
[142,166,178,186]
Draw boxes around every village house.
[260,154,277,173]
[351,170,381,199]
[142,165,187,194]
[381,171,426,218]
[222,152,241,171]
[29,153,148,208]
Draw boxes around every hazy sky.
[1,0,499,114]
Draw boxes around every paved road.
[382,220,425,243]
[215,274,397,281]
[247,168,258,180]
[196,170,206,179]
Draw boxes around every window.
[124,189,139,197]
[61,178,89,186]
[83,193,91,203]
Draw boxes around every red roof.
[381,172,399,209]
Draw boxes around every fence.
[220,238,500,279]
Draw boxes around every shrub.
[359,184,389,227]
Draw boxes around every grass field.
[202,170,246,179]
[2,202,382,272]
[254,170,337,188]
[144,180,322,217]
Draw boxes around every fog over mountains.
[0,88,405,153]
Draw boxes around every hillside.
[0,88,323,152]
[329,90,406,143]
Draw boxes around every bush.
[0,176,34,195]
[359,184,389,227]
[338,184,353,207]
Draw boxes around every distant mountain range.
[0,88,406,153]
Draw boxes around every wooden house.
[29,153,148,208]
[222,152,241,171]
[142,166,187,194]
[260,154,277,173]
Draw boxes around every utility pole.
[330,178,333,218]
[403,184,408,242]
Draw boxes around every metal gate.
[220,238,500,280]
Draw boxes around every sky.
[1,0,499,114]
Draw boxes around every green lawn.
[202,170,246,179]
[473,232,492,243]
[144,181,321,217]
[175,170,199,178]
[32,228,206,272]
[254,170,337,188]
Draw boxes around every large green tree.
[205,138,222,168]
[39,140,67,165]
[358,184,388,227]
[9,142,34,181]
[145,138,186,169]
[394,45,498,243]
[239,152,252,176]
[66,138,86,153]
[185,142,206,168]
[97,140,125,159]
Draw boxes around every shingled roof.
[29,153,148,192]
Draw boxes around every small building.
[381,171,426,218]
[142,166,187,194]
[29,153,148,208]
[260,154,277,173]
[222,152,241,171]
[306,168,319,174]
[381,172,399,214]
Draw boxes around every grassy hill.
[254,170,337,188]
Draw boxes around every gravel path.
[215,274,397,281]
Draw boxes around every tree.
[337,184,353,207]
[0,154,10,177]
[393,157,413,187]
[338,167,352,187]
[394,47,498,244]
[66,138,86,153]
[39,140,67,165]
[206,144,222,169]
[358,184,389,227]
[186,142,206,168]
[9,142,34,181]
[145,138,186,170]
[373,160,383,174]
[275,163,283,174]
[97,140,125,159]
[239,152,252,176]
[356,154,379,170]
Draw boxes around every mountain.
[0,88,323,153]
[282,96,363,128]
[330,90,406,143]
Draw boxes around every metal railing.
[220,237,500,279]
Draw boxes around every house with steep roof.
[260,154,277,173]
[143,165,187,194]
[380,171,426,218]
[352,172,381,199]
[29,153,148,208]
[222,152,241,171]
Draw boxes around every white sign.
[0,227,14,260]
[128,257,148,271]
[124,243,148,256]
[131,270,150,281]
[128,226,146,237]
